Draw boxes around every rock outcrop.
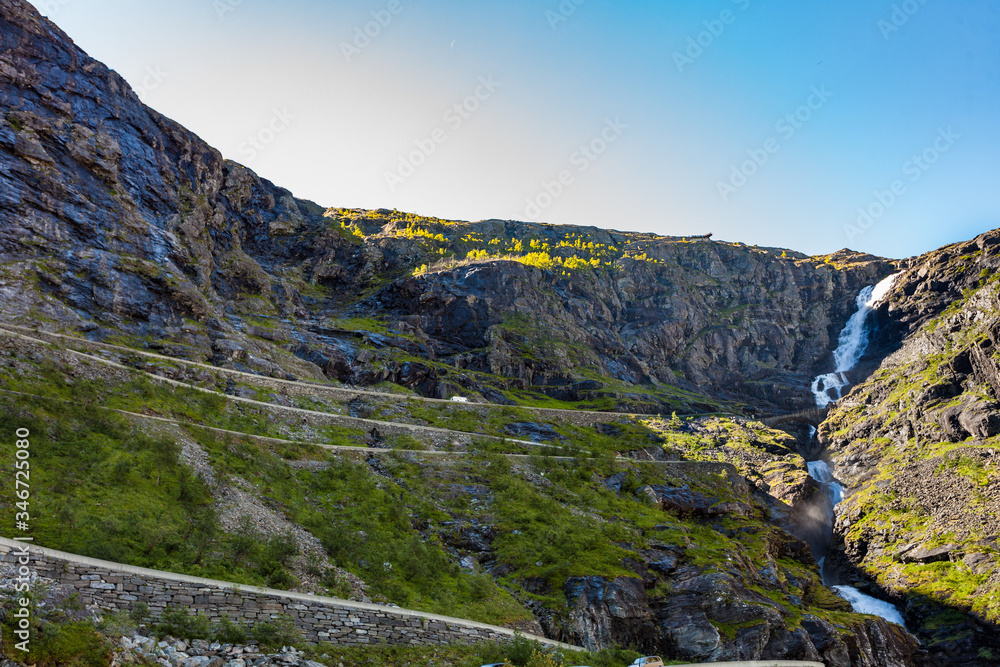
[3,0,999,663]
[0,0,895,413]
[821,228,1000,665]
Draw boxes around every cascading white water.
[811,273,900,408]
[807,274,907,628]
[807,460,843,507]
[832,586,908,628]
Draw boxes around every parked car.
[628,658,665,667]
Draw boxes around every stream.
[806,273,908,629]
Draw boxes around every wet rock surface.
[822,229,1000,665]
[0,0,894,414]
[1,1,997,664]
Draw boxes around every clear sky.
[25,0,1000,258]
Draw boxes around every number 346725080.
[15,428,30,509]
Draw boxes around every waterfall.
[832,586,908,627]
[807,274,907,629]
[808,456,909,630]
[811,273,900,408]
[807,460,843,507]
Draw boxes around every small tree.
[526,649,563,667]
[150,435,180,487]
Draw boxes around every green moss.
[1,620,111,667]
[710,618,768,642]
[921,608,973,637]
[5,114,25,132]
[937,453,991,486]
[323,316,390,334]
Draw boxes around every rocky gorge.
[1,0,999,665]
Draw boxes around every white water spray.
[811,273,900,408]
[807,460,843,508]
[832,586,908,628]
[807,274,907,629]
[808,457,908,629]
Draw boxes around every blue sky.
[26,0,1000,258]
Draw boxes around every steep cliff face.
[5,0,998,662]
[0,0,332,335]
[820,229,1000,663]
[366,235,892,410]
[0,0,894,414]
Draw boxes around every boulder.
[503,421,567,443]
[558,576,656,651]
[641,484,752,518]
[900,544,957,564]
[958,404,1000,438]
[962,552,994,574]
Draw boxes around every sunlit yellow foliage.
[563,256,600,270]
[621,251,661,265]
[517,251,559,270]
[340,221,364,240]
[397,224,446,243]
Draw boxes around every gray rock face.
[559,576,655,651]
[0,0,329,341]
[822,227,1000,666]
[0,0,893,411]
[369,248,893,411]
[641,484,752,517]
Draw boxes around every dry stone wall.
[0,538,577,650]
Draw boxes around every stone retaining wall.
[0,538,578,651]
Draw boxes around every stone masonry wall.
[0,539,576,650]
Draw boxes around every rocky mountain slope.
[820,229,1000,662]
[0,0,893,415]
[0,326,922,666]
[1,0,999,665]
